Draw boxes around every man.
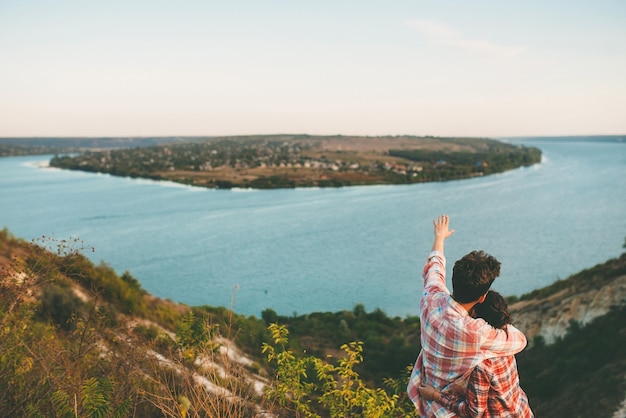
[407,214,527,418]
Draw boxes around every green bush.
[262,323,419,417]
[37,283,84,330]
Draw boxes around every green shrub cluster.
[262,323,419,417]
[261,305,422,386]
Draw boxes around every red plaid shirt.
[440,355,533,417]
[407,251,528,418]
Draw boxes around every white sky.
[1,0,625,138]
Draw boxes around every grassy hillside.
[0,230,271,416]
[1,229,624,417]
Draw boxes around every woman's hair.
[472,290,511,329]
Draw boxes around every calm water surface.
[1,140,625,317]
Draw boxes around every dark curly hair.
[472,291,511,329]
[451,250,501,303]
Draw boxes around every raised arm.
[423,214,455,292]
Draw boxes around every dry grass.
[158,165,388,187]
[315,136,470,152]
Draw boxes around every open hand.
[433,214,455,240]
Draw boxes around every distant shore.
[46,135,542,189]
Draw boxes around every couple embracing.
[407,215,533,418]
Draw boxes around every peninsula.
[49,135,541,189]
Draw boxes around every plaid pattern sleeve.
[407,251,529,418]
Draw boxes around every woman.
[418,291,533,417]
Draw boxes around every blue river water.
[1,139,625,318]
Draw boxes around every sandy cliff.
[509,254,626,345]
